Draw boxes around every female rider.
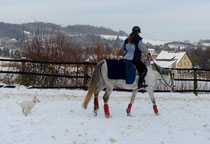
[121,26,151,88]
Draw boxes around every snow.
[23,31,31,35]
[168,44,187,50]
[153,59,176,68]
[155,51,187,68]
[143,39,169,46]
[156,51,185,62]
[202,43,210,47]
[99,34,127,41]
[99,35,168,46]
[0,87,210,144]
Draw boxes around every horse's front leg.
[146,86,159,115]
[126,89,138,116]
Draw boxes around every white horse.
[83,60,173,118]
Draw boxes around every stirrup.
[138,83,148,88]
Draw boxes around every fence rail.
[0,58,209,94]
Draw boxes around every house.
[154,51,193,69]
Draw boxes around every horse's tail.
[83,60,104,109]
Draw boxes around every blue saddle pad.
[125,60,136,84]
[106,59,136,84]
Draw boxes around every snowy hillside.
[99,34,127,41]
[0,87,210,144]
[143,38,169,46]
[99,34,168,46]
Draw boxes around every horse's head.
[151,63,175,91]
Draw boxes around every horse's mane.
[151,63,170,75]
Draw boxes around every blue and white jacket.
[121,34,149,61]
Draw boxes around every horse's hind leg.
[126,89,138,116]
[146,86,159,115]
[103,84,114,118]
[93,84,105,116]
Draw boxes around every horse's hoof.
[155,112,159,115]
[93,110,98,116]
[127,113,132,117]
[105,115,112,118]
[94,112,97,117]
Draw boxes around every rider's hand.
[147,53,152,61]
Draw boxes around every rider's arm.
[121,41,125,50]
[138,40,150,55]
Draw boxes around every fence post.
[21,57,26,85]
[193,67,198,96]
[83,64,88,90]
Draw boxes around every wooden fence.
[0,58,209,94]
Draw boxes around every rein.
[151,58,173,88]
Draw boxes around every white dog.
[16,96,40,116]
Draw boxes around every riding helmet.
[132,26,141,33]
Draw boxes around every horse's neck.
[147,66,161,79]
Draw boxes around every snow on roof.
[153,59,176,68]
[156,51,186,65]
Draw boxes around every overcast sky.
[1,0,210,42]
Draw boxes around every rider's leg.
[133,60,148,88]
[138,68,148,87]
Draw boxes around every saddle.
[106,59,136,84]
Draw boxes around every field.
[0,87,210,144]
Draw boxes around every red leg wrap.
[94,97,99,110]
[104,104,110,117]
[153,105,159,114]
[126,103,132,113]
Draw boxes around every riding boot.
[138,69,148,89]
[138,79,148,88]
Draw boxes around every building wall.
[176,54,193,68]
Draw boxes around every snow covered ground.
[0,87,210,144]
